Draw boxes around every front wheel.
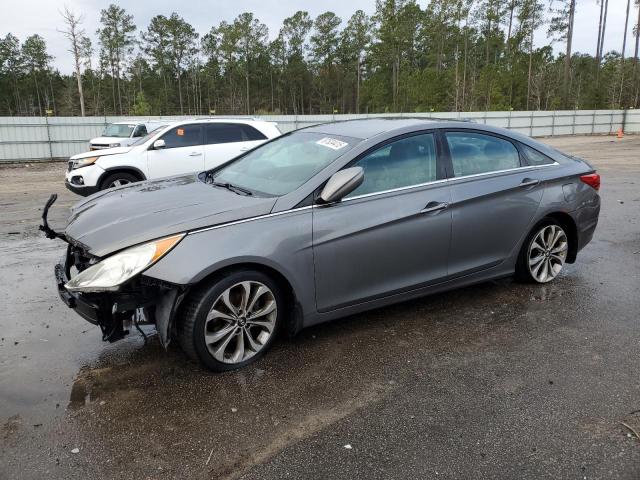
[177,270,283,371]
[516,220,569,283]
[100,172,138,190]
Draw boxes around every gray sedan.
[47,119,601,371]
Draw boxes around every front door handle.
[239,147,250,152]
[420,201,449,214]
[189,152,202,157]
[519,178,540,188]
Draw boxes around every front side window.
[446,132,521,177]
[160,124,202,149]
[346,133,438,198]
[211,132,358,196]
[103,123,135,138]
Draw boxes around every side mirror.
[153,139,166,149]
[318,167,364,204]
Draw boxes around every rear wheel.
[516,220,569,283]
[177,270,283,371]
[100,172,139,190]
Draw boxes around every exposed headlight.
[110,142,121,147]
[65,234,185,292]
[72,156,100,170]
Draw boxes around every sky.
[1,0,636,74]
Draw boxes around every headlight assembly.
[65,234,185,292]
[109,142,121,147]
[72,156,100,170]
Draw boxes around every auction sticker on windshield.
[316,137,348,150]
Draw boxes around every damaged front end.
[43,194,186,348]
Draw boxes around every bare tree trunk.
[454,43,460,111]
[462,23,469,110]
[111,63,117,113]
[485,19,491,66]
[356,56,361,114]
[633,0,640,107]
[33,73,42,116]
[270,69,274,112]
[527,29,534,110]
[600,0,609,61]
[596,0,605,65]
[60,8,86,116]
[246,68,250,115]
[177,66,184,114]
[618,0,632,106]
[115,49,123,114]
[49,74,56,114]
[562,0,576,108]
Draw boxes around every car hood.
[90,136,133,144]
[71,145,134,159]
[65,174,277,257]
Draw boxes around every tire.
[516,219,569,284]
[100,172,139,191]
[177,269,283,372]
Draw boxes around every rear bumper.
[573,196,601,253]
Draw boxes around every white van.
[89,120,166,150]
[66,118,281,196]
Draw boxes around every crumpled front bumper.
[54,247,185,346]
[55,258,101,325]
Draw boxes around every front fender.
[142,208,316,320]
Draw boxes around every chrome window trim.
[343,178,449,202]
[341,163,558,203]
[447,162,559,183]
[188,205,313,235]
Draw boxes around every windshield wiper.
[211,181,253,196]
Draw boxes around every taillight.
[580,173,600,191]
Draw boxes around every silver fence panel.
[0,110,635,163]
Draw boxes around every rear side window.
[346,133,438,198]
[520,143,555,166]
[160,125,202,149]
[445,132,521,177]
[241,124,267,141]
[205,123,266,144]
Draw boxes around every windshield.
[130,125,167,146]
[103,123,135,138]
[210,132,359,196]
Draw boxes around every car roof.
[301,117,552,144]
[175,118,274,125]
[302,118,463,139]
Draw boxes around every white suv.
[65,119,281,196]
[89,120,166,150]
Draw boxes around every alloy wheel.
[204,281,277,364]
[528,224,568,283]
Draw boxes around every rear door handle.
[189,152,202,157]
[519,178,540,188]
[239,147,250,152]
[420,201,449,214]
